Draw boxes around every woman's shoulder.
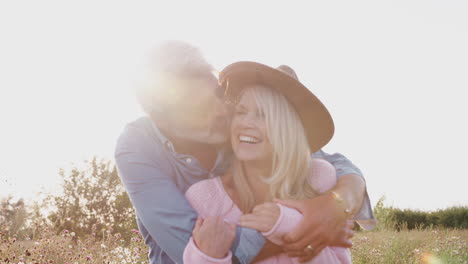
[310,158,335,170]
[185,177,220,199]
[185,178,221,217]
[186,176,239,218]
[309,158,337,193]
[309,158,336,180]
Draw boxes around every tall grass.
[1,195,467,263]
[2,227,466,264]
[353,228,468,264]
[0,227,148,264]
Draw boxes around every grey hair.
[136,40,214,115]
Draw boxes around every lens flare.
[421,252,444,264]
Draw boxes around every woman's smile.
[231,90,273,164]
[239,135,261,144]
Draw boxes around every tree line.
[373,196,467,230]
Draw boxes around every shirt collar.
[148,116,175,152]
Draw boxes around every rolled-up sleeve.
[313,150,376,228]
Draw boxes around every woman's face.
[231,89,273,165]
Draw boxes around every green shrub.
[392,209,429,230]
[46,157,137,240]
[435,206,468,229]
[374,196,468,230]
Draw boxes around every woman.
[183,62,353,263]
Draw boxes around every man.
[115,40,375,264]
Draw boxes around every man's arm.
[278,150,374,262]
[316,150,365,217]
[314,150,375,222]
[115,127,196,263]
[115,125,264,264]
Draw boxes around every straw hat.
[219,61,334,152]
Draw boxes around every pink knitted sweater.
[183,159,352,264]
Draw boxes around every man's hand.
[239,202,280,232]
[276,194,354,262]
[251,240,283,263]
[192,217,236,259]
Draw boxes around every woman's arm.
[312,150,374,221]
[183,217,235,264]
[277,154,373,261]
[260,204,303,245]
[239,159,351,262]
[182,179,235,264]
[240,159,338,243]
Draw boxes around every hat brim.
[219,61,334,152]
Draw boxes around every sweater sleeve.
[182,179,234,264]
[261,204,303,245]
[308,158,338,193]
[261,159,337,245]
[309,158,377,230]
[183,237,232,264]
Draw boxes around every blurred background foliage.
[373,196,467,231]
[1,158,136,241]
[1,158,467,242]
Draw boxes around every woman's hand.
[192,216,236,259]
[239,202,280,232]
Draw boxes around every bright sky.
[1,0,467,211]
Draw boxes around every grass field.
[1,228,467,263]
[352,229,467,264]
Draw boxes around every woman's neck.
[243,161,272,204]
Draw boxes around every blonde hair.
[231,85,318,213]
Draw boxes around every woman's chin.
[235,153,270,165]
[237,156,258,162]
[234,149,259,160]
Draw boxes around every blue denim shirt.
[115,116,374,264]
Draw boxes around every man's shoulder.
[115,116,164,155]
[122,116,153,134]
[118,116,156,140]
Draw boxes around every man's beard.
[173,116,229,145]
[205,116,230,144]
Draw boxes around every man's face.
[171,74,229,144]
